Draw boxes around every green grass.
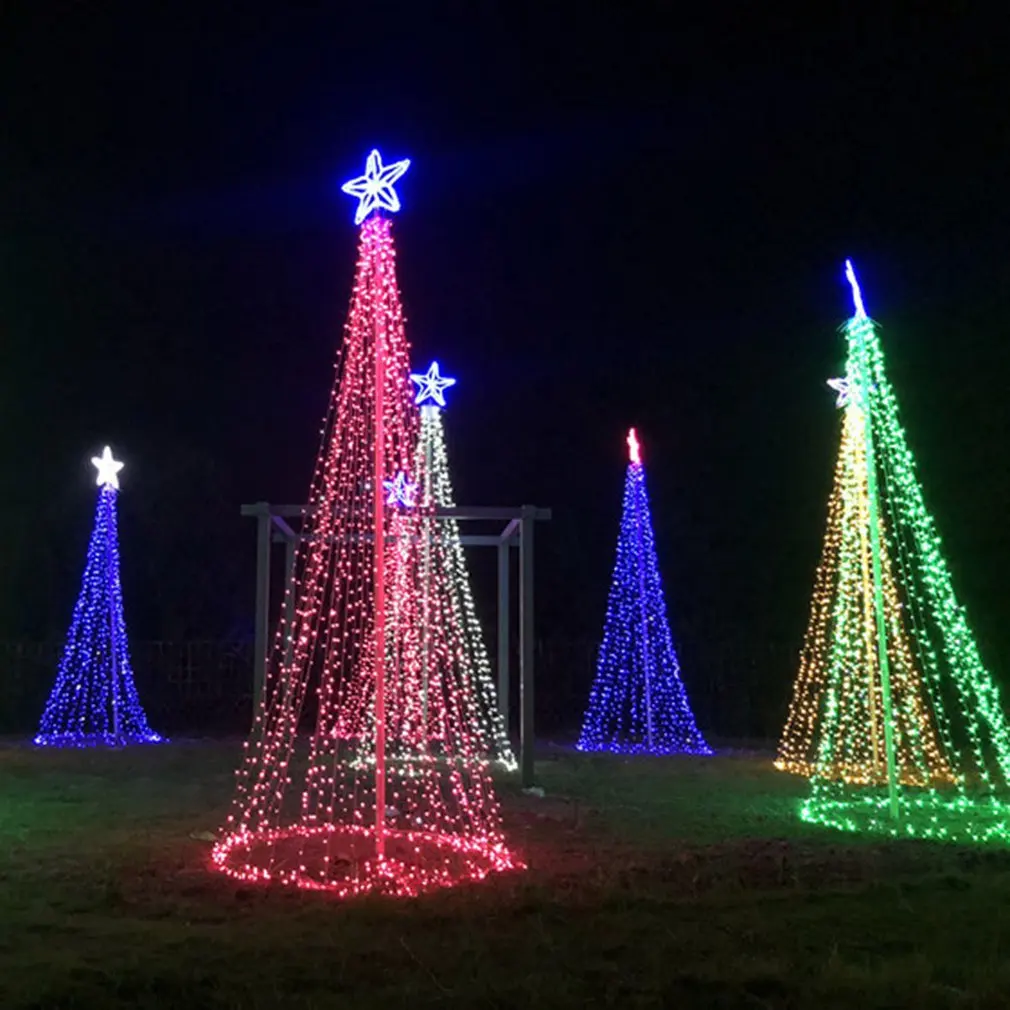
[3,740,1010,1008]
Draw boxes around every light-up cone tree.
[576,429,711,755]
[35,447,163,747]
[780,260,1010,843]
[407,361,516,771]
[211,150,521,896]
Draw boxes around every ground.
[2,741,1010,1009]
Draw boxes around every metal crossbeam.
[272,533,514,548]
[242,503,550,522]
[243,500,550,787]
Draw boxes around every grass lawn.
[3,740,1010,1008]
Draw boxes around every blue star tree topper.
[410,361,457,408]
[341,149,411,226]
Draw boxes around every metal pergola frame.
[241,501,551,787]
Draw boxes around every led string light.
[576,428,711,756]
[348,374,518,773]
[414,378,516,770]
[212,153,521,895]
[776,402,954,785]
[34,447,163,748]
[785,261,1010,843]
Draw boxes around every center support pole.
[858,479,882,774]
[857,333,900,821]
[632,468,654,750]
[373,288,387,858]
[108,500,121,743]
[420,408,434,739]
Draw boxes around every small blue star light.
[341,149,411,226]
[410,361,457,408]
[827,377,851,408]
[383,471,417,507]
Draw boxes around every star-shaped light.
[844,258,867,320]
[383,471,417,507]
[340,149,411,226]
[410,361,456,408]
[827,377,851,408]
[91,446,125,489]
[627,428,642,464]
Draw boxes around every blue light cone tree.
[577,429,711,755]
[35,447,163,747]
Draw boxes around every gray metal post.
[497,537,510,734]
[253,504,272,711]
[282,534,296,667]
[519,505,536,788]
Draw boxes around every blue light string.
[577,458,711,755]
[35,485,163,747]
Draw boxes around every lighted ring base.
[800,793,1010,845]
[33,732,165,748]
[775,758,960,787]
[345,751,519,774]
[211,822,524,898]
[575,740,714,757]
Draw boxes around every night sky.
[2,7,1008,736]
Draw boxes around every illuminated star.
[627,428,642,464]
[410,361,456,408]
[340,149,411,226]
[383,471,417,507]
[827,377,850,408]
[91,446,125,490]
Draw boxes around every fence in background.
[530,633,797,742]
[0,634,797,741]
[0,640,254,735]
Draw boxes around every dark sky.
[2,6,1008,733]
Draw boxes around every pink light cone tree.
[211,150,521,897]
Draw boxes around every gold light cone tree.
[777,403,955,786]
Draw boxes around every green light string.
[850,315,900,817]
[875,378,964,788]
[866,324,1010,785]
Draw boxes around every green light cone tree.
[793,261,1010,843]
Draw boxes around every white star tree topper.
[92,446,125,489]
[383,471,417,508]
[827,377,851,408]
[341,149,411,226]
[410,361,457,408]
